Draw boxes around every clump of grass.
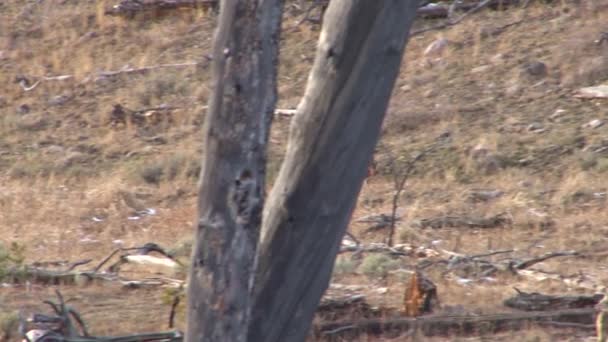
[578,152,598,171]
[358,254,401,279]
[333,256,358,276]
[129,153,200,184]
[0,242,26,282]
[596,158,608,173]
[0,311,19,342]
[170,237,193,258]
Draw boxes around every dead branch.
[415,212,511,229]
[357,213,400,232]
[315,308,596,339]
[382,133,450,246]
[339,242,420,257]
[94,62,203,80]
[343,231,361,247]
[512,250,579,270]
[16,61,207,92]
[293,0,527,30]
[416,0,525,20]
[105,0,218,18]
[22,293,183,341]
[412,0,494,36]
[470,249,514,259]
[1,243,182,289]
[420,248,581,283]
[4,268,113,286]
[504,289,603,311]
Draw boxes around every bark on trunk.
[185,0,282,341]
[248,1,420,341]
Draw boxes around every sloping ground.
[1,0,608,340]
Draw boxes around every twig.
[344,231,360,247]
[315,308,596,338]
[65,259,93,272]
[383,133,449,246]
[168,291,181,329]
[96,62,201,79]
[17,60,209,92]
[513,251,579,270]
[470,249,514,259]
[18,80,41,91]
[322,324,356,335]
[92,248,124,273]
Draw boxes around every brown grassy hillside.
[2,0,608,340]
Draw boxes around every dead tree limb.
[105,0,218,18]
[383,136,448,246]
[315,308,596,339]
[412,0,493,36]
[504,289,603,311]
[512,251,579,270]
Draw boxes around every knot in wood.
[230,169,260,226]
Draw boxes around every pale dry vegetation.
[2,0,608,340]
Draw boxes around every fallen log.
[415,212,511,229]
[105,0,218,18]
[315,308,596,339]
[504,289,604,311]
[317,295,380,321]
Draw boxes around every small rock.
[471,65,491,74]
[519,180,533,188]
[48,95,70,106]
[584,119,604,129]
[423,37,449,58]
[505,82,521,96]
[470,143,490,159]
[423,88,437,98]
[55,151,87,168]
[467,189,504,202]
[521,61,547,78]
[490,53,506,64]
[527,122,545,133]
[44,145,65,154]
[78,31,98,43]
[474,154,503,175]
[375,287,388,294]
[17,115,48,131]
[549,109,566,121]
[16,104,30,114]
[574,84,608,99]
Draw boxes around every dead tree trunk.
[185,0,283,341]
[248,1,420,341]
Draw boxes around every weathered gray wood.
[248,1,420,341]
[504,290,603,311]
[185,0,283,341]
[315,308,596,339]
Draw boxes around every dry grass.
[2,0,608,340]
